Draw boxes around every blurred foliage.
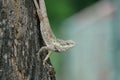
[44,0,99,79]
[45,0,99,28]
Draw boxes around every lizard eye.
[67,40,75,45]
[65,42,69,45]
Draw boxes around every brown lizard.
[33,0,75,65]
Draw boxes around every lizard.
[33,0,75,65]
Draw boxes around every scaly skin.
[33,0,75,65]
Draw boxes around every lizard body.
[33,0,75,65]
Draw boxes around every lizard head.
[54,39,75,52]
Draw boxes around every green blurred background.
[45,0,98,29]
[45,0,98,79]
[43,0,120,80]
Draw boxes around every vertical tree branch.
[0,0,56,80]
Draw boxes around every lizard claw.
[43,60,46,66]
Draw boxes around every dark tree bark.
[0,0,56,80]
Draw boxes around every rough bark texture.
[0,0,56,80]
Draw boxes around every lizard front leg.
[43,50,53,65]
[37,46,53,65]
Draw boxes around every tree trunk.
[0,0,56,80]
